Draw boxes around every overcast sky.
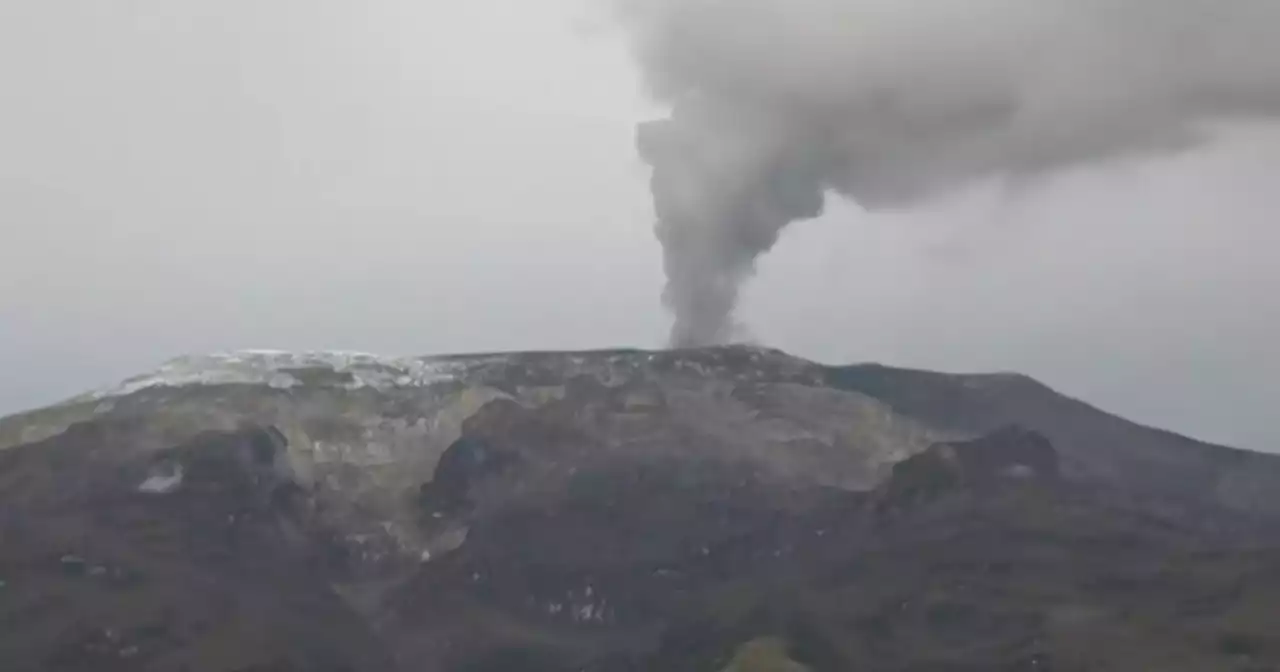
[1,0,1277,452]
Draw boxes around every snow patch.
[138,465,184,494]
[85,350,487,400]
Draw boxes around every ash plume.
[616,0,1280,347]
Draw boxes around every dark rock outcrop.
[878,426,1060,509]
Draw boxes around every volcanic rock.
[2,347,1280,670]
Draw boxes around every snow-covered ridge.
[82,350,488,401]
[64,345,810,406]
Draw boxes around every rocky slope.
[2,346,1279,671]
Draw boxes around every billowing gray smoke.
[617,0,1280,347]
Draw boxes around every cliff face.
[875,427,1060,509]
[2,346,1280,671]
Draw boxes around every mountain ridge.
[3,345,1280,670]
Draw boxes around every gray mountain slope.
[2,346,1278,671]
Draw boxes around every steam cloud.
[616,0,1280,347]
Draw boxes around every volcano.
[3,346,1280,671]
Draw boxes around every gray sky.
[1,1,1277,452]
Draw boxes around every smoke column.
[616,0,1280,347]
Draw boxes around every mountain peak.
[4,346,1280,670]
